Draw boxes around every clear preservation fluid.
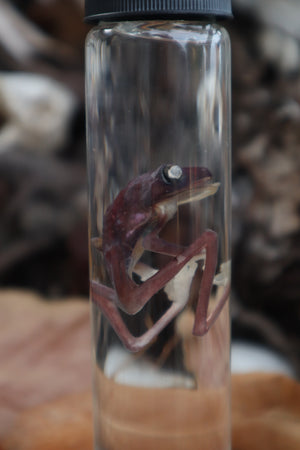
[85,20,231,450]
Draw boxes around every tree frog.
[91,164,229,352]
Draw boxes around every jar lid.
[85,0,232,23]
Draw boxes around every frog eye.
[162,165,183,183]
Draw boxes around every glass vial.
[85,2,232,449]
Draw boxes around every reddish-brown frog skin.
[91,164,230,352]
[102,165,213,314]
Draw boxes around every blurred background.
[0,0,299,375]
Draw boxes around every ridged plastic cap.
[85,0,232,22]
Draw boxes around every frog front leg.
[144,229,230,337]
[109,229,218,317]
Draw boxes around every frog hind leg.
[91,280,187,353]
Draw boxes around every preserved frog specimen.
[91,165,229,352]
